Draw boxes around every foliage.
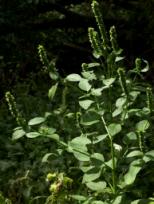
[4,0,154,203]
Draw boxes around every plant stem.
[101,115,116,195]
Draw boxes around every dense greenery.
[0,0,154,203]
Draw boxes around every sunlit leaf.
[126,151,143,158]
[108,123,122,137]
[78,79,92,92]
[70,195,87,201]
[28,117,45,126]
[141,59,149,72]
[86,181,106,192]
[136,120,150,132]
[79,100,94,110]
[12,128,25,140]
[102,78,116,86]
[123,159,143,186]
[66,73,82,82]
[83,167,101,183]
[26,132,41,138]
[48,82,58,100]
[42,153,57,163]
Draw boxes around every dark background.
[0,0,154,97]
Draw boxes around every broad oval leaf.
[83,167,101,183]
[92,201,106,204]
[73,151,90,162]
[108,123,122,137]
[66,73,82,82]
[81,71,96,80]
[116,97,127,108]
[79,100,94,110]
[136,120,150,132]
[91,88,103,96]
[78,79,92,92]
[12,128,25,140]
[126,150,143,158]
[112,108,122,117]
[102,78,115,86]
[28,117,45,126]
[26,132,41,138]
[48,82,58,100]
[70,195,87,201]
[86,181,106,192]
[123,132,137,144]
[45,134,59,141]
[123,159,143,186]
[143,150,154,162]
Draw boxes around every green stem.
[101,115,116,195]
[137,132,143,152]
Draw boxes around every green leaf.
[126,151,143,158]
[68,136,91,162]
[45,134,59,141]
[93,134,108,144]
[70,195,87,201]
[49,71,59,81]
[123,132,137,144]
[42,153,57,163]
[79,100,94,110]
[143,150,154,162]
[73,151,90,162]
[92,201,106,204]
[122,159,143,186]
[86,181,106,192]
[66,73,82,82]
[112,108,122,117]
[105,158,117,169]
[136,120,150,132]
[78,79,92,92]
[108,123,122,137]
[116,97,127,108]
[28,117,45,126]
[115,56,125,62]
[48,82,58,100]
[141,59,149,72]
[102,78,115,86]
[81,71,96,80]
[12,128,25,140]
[91,153,104,162]
[91,88,103,96]
[26,132,41,138]
[81,111,100,126]
[87,63,100,68]
[83,167,101,183]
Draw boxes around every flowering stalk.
[88,27,103,57]
[146,87,153,114]
[91,0,109,51]
[5,91,26,126]
[118,68,129,97]
[109,26,119,53]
